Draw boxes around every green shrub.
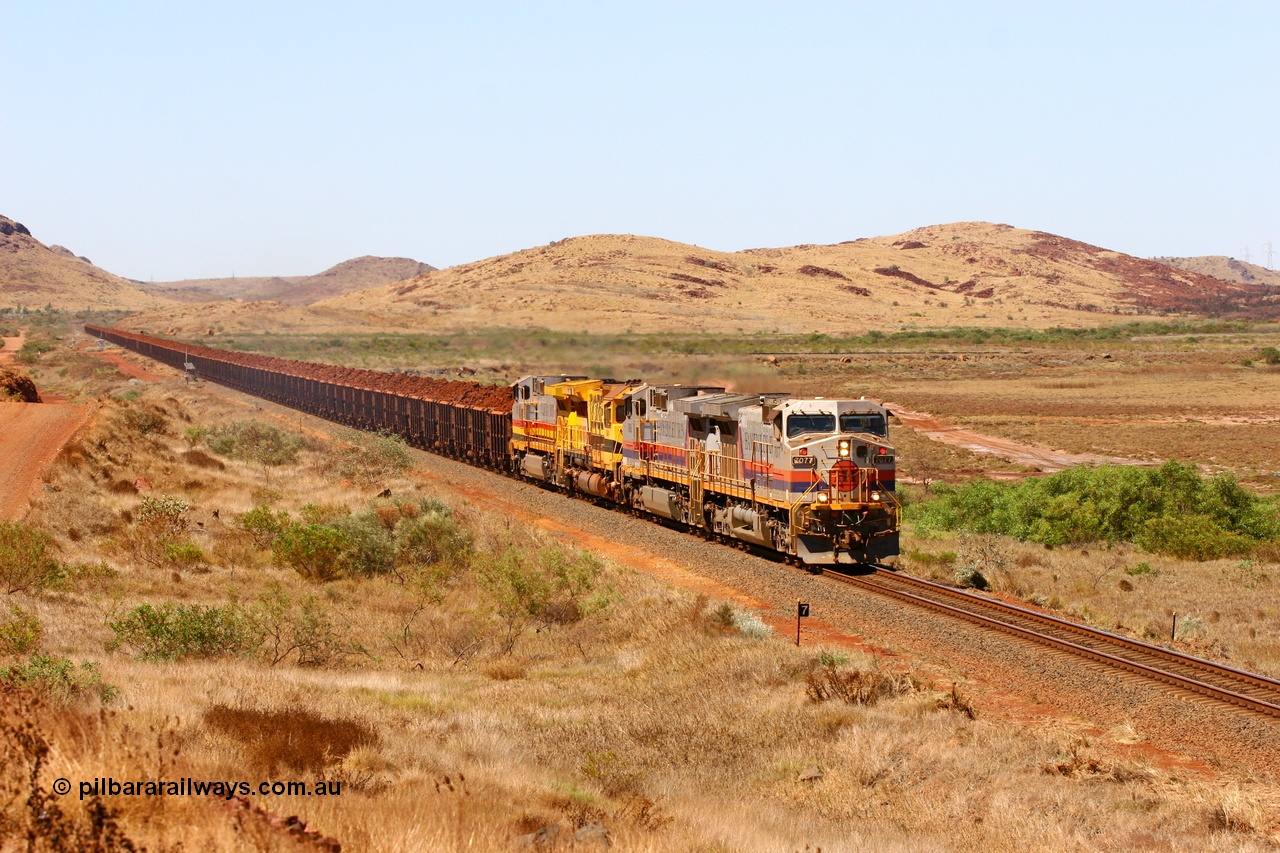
[1260,346,1280,366]
[107,602,260,661]
[394,506,472,570]
[0,520,63,594]
[163,541,206,569]
[206,420,304,467]
[0,654,117,704]
[909,461,1280,560]
[136,495,191,540]
[298,503,350,525]
[331,511,395,577]
[253,583,357,667]
[0,605,42,654]
[272,524,349,582]
[13,338,54,364]
[121,405,167,435]
[333,429,413,485]
[238,504,291,548]
[477,546,610,651]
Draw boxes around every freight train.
[84,325,899,566]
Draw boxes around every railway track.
[827,567,1280,720]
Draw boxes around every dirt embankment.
[0,366,40,402]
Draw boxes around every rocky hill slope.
[137,256,435,305]
[0,216,167,311]
[1154,255,1280,288]
[306,222,1261,334]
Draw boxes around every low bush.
[162,541,206,569]
[394,504,472,571]
[120,405,167,436]
[0,654,117,704]
[13,338,54,364]
[331,429,413,486]
[0,520,63,594]
[299,503,350,525]
[477,545,611,651]
[206,420,304,467]
[331,511,396,577]
[253,583,357,667]
[237,504,291,548]
[107,602,260,661]
[272,524,349,582]
[0,606,42,654]
[909,461,1280,559]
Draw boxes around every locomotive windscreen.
[839,412,887,436]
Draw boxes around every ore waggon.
[85,325,899,566]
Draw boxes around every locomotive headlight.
[870,491,882,502]
[816,491,830,504]
[838,439,851,458]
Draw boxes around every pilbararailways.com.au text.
[68,777,342,800]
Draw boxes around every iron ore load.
[86,325,899,567]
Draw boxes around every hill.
[121,222,1273,337]
[309,222,1259,334]
[1153,255,1280,288]
[136,256,435,306]
[0,215,168,311]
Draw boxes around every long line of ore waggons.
[85,325,901,569]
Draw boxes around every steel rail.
[825,569,1280,720]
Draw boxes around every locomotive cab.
[777,398,899,565]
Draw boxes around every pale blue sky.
[2,2,1277,280]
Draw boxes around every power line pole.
[1242,245,1251,264]
[1265,241,1275,270]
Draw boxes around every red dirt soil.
[0,402,91,519]
[882,401,1148,471]
[90,349,170,382]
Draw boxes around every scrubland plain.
[2,319,1279,850]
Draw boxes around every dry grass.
[3,369,1280,850]
[902,531,1280,677]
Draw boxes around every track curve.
[828,568,1280,720]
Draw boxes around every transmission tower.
[1265,241,1274,270]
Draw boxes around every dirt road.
[883,401,1147,471]
[0,332,23,365]
[0,402,91,519]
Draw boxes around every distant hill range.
[1153,255,1280,288]
[8,211,1276,334]
[125,222,1280,337]
[0,215,166,311]
[136,256,436,306]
